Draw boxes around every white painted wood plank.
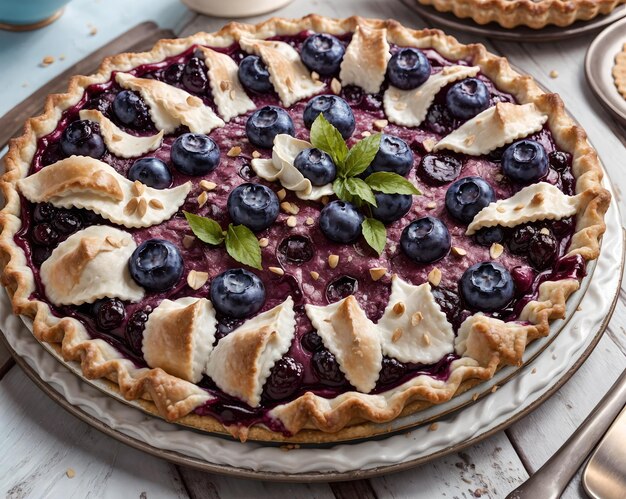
[507,333,626,498]
[179,467,336,499]
[0,368,190,499]
[370,431,528,498]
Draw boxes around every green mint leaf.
[310,114,348,169]
[332,177,353,203]
[365,172,421,195]
[183,211,225,245]
[343,133,382,177]
[362,217,387,255]
[344,177,377,207]
[225,224,263,270]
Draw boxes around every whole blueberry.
[60,120,105,159]
[293,148,337,186]
[181,57,208,94]
[92,298,126,330]
[386,48,431,90]
[128,157,172,189]
[363,134,413,177]
[264,356,304,400]
[400,216,451,264]
[238,55,273,93]
[460,261,515,312]
[502,140,549,184]
[129,239,184,291]
[303,95,355,140]
[112,90,150,129]
[445,176,496,224]
[474,226,504,247]
[371,192,412,224]
[210,268,265,319]
[319,200,364,244]
[312,349,345,386]
[246,106,295,149]
[301,33,345,76]
[171,133,220,176]
[445,78,490,120]
[227,183,279,232]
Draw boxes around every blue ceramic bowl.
[0,0,72,27]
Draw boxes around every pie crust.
[0,15,610,442]
[414,0,626,30]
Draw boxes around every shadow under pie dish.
[414,0,626,29]
[0,15,610,443]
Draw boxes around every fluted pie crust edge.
[415,0,625,29]
[0,15,610,442]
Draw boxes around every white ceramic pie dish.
[1,177,621,479]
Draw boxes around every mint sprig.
[183,211,262,270]
[362,217,387,255]
[310,114,421,254]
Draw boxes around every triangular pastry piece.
[434,102,548,155]
[238,37,324,107]
[384,66,480,127]
[456,314,529,367]
[205,297,296,407]
[142,297,216,383]
[339,25,390,94]
[197,47,256,121]
[306,295,382,393]
[115,72,224,134]
[17,156,191,228]
[250,134,334,201]
[40,225,144,305]
[466,182,580,235]
[78,109,163,158]
[378,277,455,364]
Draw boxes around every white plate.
[2,178,622,480]
[585,17,626,125]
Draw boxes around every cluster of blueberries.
[44,33,565,339]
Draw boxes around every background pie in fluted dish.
[415,0,625,29]
[0,15,610,442]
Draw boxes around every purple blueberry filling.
[13,32,583,435]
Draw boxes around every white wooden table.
[1,0,625,497]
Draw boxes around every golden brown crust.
[416,0,625,29]
[0,15,610,441]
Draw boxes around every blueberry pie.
[0,16,610,442]
[416,0,625,29]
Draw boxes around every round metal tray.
[585,16,626,126]
[406,2,626,42]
